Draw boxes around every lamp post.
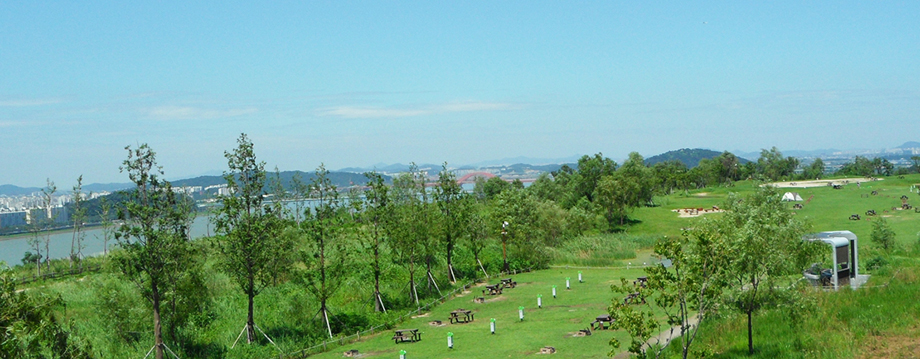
[501,221,509,272]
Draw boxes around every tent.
[781,192,803,202]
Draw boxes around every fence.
[285,267,532,358]
[16,264,103,285]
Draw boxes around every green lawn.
[306,267,650,359]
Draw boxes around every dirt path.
[612,316,701,359]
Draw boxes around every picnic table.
[500,278,517,289]
[591,314,614,330]
[483,284,503,296]
[634,277,647,288]
[449,308,475,324]
[392,328,421,344]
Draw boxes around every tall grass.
[548,233,660,266]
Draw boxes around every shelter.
[781,192,803,202]
[802,231,869,290]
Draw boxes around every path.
[612,316,701,359]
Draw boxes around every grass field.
[17,174,920,358]
[304,267,651,359]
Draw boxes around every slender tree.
[97,196,114,256]
[389,165,425,304]
[37,179,58,273]
[360,171,390,312]
[300,164,351,338]
[70,175,87,269]
[114,144,193,359]
[213,134,284,345]
[434,163,466,283]
[712,187,818,355]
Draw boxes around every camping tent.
[781,192,803,201]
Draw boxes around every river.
[0,215,214,267]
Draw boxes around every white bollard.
[537,294,542,309]
[447,333,453,349]
[552,285,557,298]
[578,271,583,283]
[519,306,525,321]
[566,278,570,290]
[490,318,496,334]
[399,349,406,359]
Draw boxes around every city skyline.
[2,2,918,187]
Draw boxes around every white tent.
[781,192,803,202]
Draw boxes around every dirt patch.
[857,333,921,359]
[484,296,508,303]
[672,207,723,218]
[765,177,882,188]
[695,192,709,196]
[410,312,429,319]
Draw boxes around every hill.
[645,148,750,168]
[170,170,391,190]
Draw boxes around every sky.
[1,1,918,187]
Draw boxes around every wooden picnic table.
[449,308,475,324]
[634,276,648,288]
[483,284,503,296]
[591,314,614,330]
[392,328,421,344]
[500,278,517,288]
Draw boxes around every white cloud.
[148,106,258,120]
[320,101,515,119]
[321,107,429,118]
[0,98,63,107]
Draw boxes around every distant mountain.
[897,141,920,149]
[645,149,750,168]
[170,170,390,189]
[338,163,442,174]
[470,155,581,168]
[0,185,41,196]
[83,182,133,193]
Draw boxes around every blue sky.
[1,1,918,187]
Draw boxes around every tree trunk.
[373,243,383,312]
[153,283,164,359]
[409,261,418,305]
[246,279,256,343]
[446,234,455,282]
[501,240,509,272]
[747,308,753,355]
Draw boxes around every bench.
[483,284,503,296]
[449,309,474,324]
[500,278,517,289]
[392,329,420,344]
[591,314,613,330]
[623,292,645,305]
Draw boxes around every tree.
[870,216,896,252]
[389,165,426,304]
[434,163,467,283]
[490,188,546,271]
[466,211,490,277]
[212,134,285,345]
[114,144,194,359]
[756,147,798,181]
[70,175,87,269]
[359,171,391,312]
[97,196,114,256]
[801,158,825,180]
[300,164,351,338]
[710,187,818,355]
[39,179,57,273]
[573,153,617,203]
[609,229,724,359]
